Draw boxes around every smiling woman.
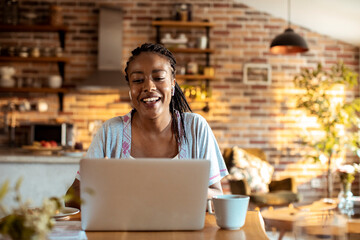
[127,51,178,158]
[124,43,188,147]
[65,43,228,209]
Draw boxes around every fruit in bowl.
[22,141,61,154]
[41,140,51,148]
[50,140,58,147]
[40,140,58,148]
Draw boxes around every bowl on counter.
[61,150,86,157]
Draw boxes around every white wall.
[0,162,79,215]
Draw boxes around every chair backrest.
[222,147,268,196]
[223,147,299,202]
[222,147,235,170]
[242,148,266,162]
[223,147,267,170]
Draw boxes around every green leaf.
[0,180,9,201]
[293,61,360,183]
[49,197,62,210]
[15,177,23,192]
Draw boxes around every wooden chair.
[223,148,301,208]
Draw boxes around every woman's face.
[127,52,175,120]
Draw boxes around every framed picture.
[243,63,272,85]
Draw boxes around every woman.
[66,43,228,209]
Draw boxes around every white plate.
[53,207,80,219]
[322,198,336,204]
[62,151,86,157]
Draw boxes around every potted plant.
[294,62,360,198]
[0,178,78,240]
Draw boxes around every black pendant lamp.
[270,0,309,54]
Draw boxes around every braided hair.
[125,43,192,143]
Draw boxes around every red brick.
[214,3,230,8]
[325,46,341,51]
[226,24,243,29]
[244,37,260,42]
[250,140,268,144]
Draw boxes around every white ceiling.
[237,0,360,47]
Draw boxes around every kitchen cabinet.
[152,20,217,111]
[0,24,70,111]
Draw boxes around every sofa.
[223,147,301,208]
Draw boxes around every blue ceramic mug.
[207,194,250,230]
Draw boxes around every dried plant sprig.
[0,178,76,240]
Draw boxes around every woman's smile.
[140,94,161,108]
[142,97,160,103]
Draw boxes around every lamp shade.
[270,28,309,54]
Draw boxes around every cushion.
[227,147,274,193]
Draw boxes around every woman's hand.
[207,181,223,199]
[65,179,81,210]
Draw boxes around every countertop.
[0,148,82,163]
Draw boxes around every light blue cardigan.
[77,110,228,186]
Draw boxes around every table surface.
[261,199,360,234]
[60,211,269,240]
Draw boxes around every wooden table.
[60,211,269,240]
[261,200,360,240]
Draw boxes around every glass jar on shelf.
[53,47,63,57]
[173,3,192,21]
[187,62,198,75]
[24,77,33,88]
[41,47,51,57]
[197,35,208,49]
[19,47,29,58]
[7,46,16,57]
[22,12,37,25]
[31,47,40,58]
[179,4,188,21]
[176,65,186,75]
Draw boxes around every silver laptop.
[80,158,210,231]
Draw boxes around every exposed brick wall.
[0,0,359,203]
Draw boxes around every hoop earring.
[129,90,132,100]
[171,85,175,96]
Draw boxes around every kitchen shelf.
[0,56,69,63]
[0,24,68,49]
[0,56,69,83]
[0,87,68,111]
[0,87,68,93]
[152,20,214,51]
[176,75,218,81]
[0,24,70,112]
[152,21,215,28]
[153,20,216,112]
